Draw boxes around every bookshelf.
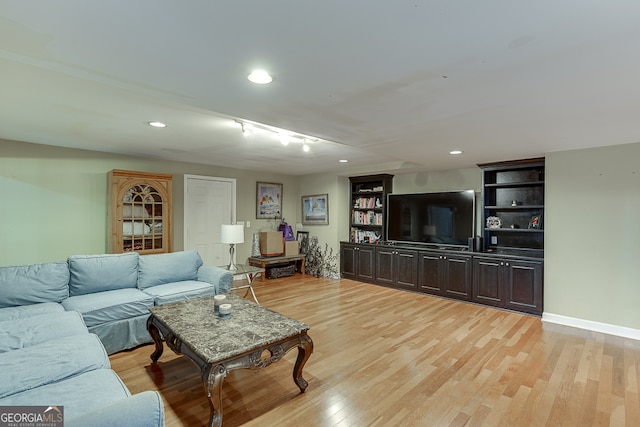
[348,174,393,243]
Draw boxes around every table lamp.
[221,224,244,271]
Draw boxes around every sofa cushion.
[68,252,139,296]
[0,311,88,353]
[137,250,203,290]
[61,288,154,327]
[0,262,69,308]
[0,369,132,421]
[66,389,164,427]
[142,280,216,305]
[0,333,110,399]
[0,302,64,322]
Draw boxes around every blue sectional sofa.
[0,249,233,426]
[0,305,164,426]
[0,249,233,354]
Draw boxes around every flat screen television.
[386,190,475,248]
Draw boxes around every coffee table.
[146,294,313,427]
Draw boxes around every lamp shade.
[221,224,244,244]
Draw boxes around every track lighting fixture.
[239,122,254,137]
[235,119,316,153]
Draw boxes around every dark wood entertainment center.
[340,158,544,316]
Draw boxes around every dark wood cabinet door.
[340,243,375,282]
[505,259,543,315]
[442,254,472,301]
[472,256,505,307]
[340,244,358,279]
[357,245,376,281]
[418,251,443,295]
[395,249,418,291]
[375,247,395,285]
[374,247,417,290]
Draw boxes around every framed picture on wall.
[301,194,329,225]
[297,231,309,254]
[256,182,283,219]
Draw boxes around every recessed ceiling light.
[449,150,463,155]
[248,70,273,84]
[339,159,349,163]
[148,121,167,128]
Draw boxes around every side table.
[220,264,264,304]
[248,255,306,281]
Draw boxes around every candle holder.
[213,294,226,313]
[218,303,231,318]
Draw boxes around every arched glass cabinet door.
[120,183,164,252]
[108,170,172,254]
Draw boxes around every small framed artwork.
[297,231,309,254]
[256,182,283,219]
[528,214,543,229]
[302,194,329,225]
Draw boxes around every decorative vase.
[251,233,261,257]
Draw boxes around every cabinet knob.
[500,262,504,266]
[505,262,510,266]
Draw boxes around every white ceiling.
[2,1,640,176]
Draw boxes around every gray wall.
[3,136,640,332]
[545,142,640,329]
[0,139,298,265]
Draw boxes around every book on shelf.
[353,197,381,209]
[351,210,383,225]
[350,228,381,243]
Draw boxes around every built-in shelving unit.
[479,158,545,256]
[348,174,393,244]
[339,161,544,316]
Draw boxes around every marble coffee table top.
[148,294,309,363]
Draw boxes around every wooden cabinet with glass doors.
[107,170,172,254]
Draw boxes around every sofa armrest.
[197,265,233,294]
[66,391,164,427]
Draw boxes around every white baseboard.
[542,312,640,341]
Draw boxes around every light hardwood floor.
[110,274,640,426]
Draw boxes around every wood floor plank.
[109,275,640,426]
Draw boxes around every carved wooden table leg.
[146,316,164,363]
[147,295,312,426]
[203,364,227,427]
[293,333,313,392]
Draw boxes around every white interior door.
[184,175,235,266]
